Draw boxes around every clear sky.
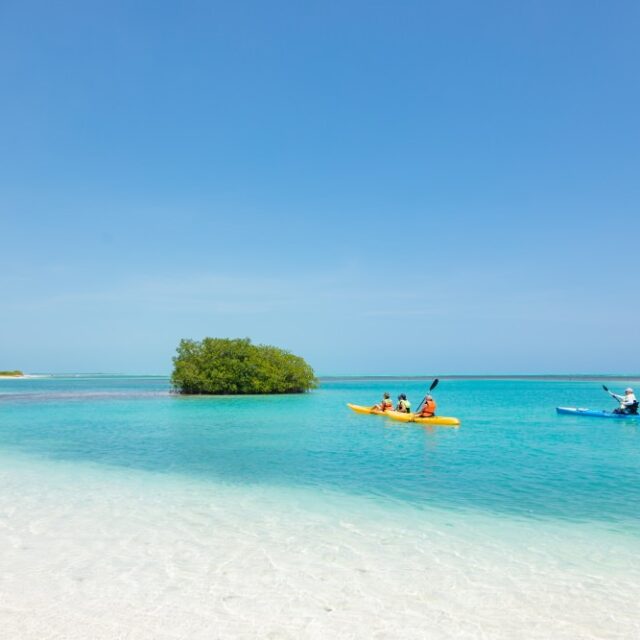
[1,1,639,375]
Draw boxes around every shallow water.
[0,376,639,638]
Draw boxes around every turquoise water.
[1,375,639,526]
[2,375,640,638]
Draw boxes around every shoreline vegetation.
[0,370,24,378]
[171,337,317,395]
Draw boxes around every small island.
[0,370,24,378]
[171,337,317,395]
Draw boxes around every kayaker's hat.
[384,392,390,398]
[625,387,633,393]
[426,395,432,400]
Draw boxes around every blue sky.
[1,1,639,375]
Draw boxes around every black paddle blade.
[430,378,439,392]
[602,384,609,392]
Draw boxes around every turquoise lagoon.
[1,376,639,638]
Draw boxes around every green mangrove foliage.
[0,370,23,376]
[171,338,317,395]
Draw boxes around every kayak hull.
[556,407,640,419]
[347,404,460,427]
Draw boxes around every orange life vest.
[421,398,437,417]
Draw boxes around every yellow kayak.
[347,404,460,427]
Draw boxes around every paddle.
[415,378,439,414]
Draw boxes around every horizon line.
[10,372,640,380]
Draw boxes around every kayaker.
[418,394,437,417]
[372,392,394,412]
[396,393,411,413]
[610,387,638,414]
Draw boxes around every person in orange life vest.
[418,394,437,417]
[372,392,393,412]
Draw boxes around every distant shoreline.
[0,374,47,379]
[3,373,640,382]
[319,374,640,382]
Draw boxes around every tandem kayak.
[347,403,460,427]
[556,407,640,419]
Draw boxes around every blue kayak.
[556,407,640,419]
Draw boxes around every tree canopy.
[171,338,317,395]
[0,370,23,377]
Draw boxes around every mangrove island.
[171,337,317,395]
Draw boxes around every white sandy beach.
[1,451,638,640]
